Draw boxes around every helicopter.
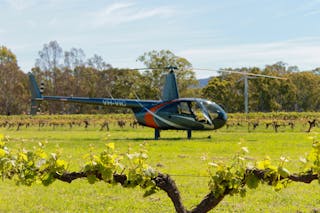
[28,66,228,139]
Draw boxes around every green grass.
[0,123,319,212]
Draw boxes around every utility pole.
[244,75,249,114]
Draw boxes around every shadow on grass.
[108,136,213,142]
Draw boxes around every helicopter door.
[177,102,192,115]
[189,101,211,124]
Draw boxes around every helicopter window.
[177,102,192,115]
[203,101,219,120]
[190,102,207,123]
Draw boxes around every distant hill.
[198,77,211,88]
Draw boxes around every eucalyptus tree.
[64,48,86,70]
[290,71,320,111]
[0,46,29,114]
[137,50,198,99]
[35,41,63,91]
[202,75,243,112]
[87,54,112,71]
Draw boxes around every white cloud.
[99,2,134,15]
[92,2,176,27]
[48,17,58,26]
[5,0,67,10]
[304,9,320,16]
[178,37,320,78]
[273,0,320,18]
[296,0,320,16]
[25,20,37,28]
[0,28,6,34]
[5,0,38,10]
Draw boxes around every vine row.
[0,135,319,213]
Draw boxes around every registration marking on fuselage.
[102,99,127,107]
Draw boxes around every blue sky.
[1,0,320,78]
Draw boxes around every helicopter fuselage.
[35,96,227,131]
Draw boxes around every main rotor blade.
[194,68,287,80]
[131,66,178,71]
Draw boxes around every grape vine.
[0,134,319,213]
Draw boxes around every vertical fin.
[162,69,179,101]
[28,72,42,115]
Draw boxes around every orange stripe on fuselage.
[144,101,175,128]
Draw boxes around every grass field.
[0,117,319,212]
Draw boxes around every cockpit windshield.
[176,100,212,125]
[189,101,209,123]
[202,101,220,120]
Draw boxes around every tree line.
[202,63,320,112]
[0,41,319,115]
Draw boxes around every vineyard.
[0,112,319,133]
[0,113,319,212]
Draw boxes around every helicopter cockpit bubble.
[158,99,227,130]
[201,100,227,129]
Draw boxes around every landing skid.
[154,129,192,140]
